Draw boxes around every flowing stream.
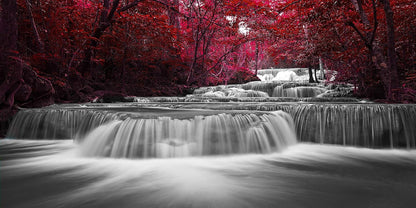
[2,69,416,208]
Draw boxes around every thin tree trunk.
[313,68,319,83]
[351,0,370,25]
[319,57,325,80]
[80,0,121,77]
[351,0,399,100]
[382,0,400,100]
[25,0,44,52]
[168,0,180,29]
[308,67,315,83]
[255,41,259,75]
[186,16,201,84]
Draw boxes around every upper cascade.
[257,68,310,82]
[79,111,297,158]
[191,82,330,98]
[188,68,352,99]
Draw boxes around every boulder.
[14,84,32,102]
[94,91,129,103]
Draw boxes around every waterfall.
[79,111,297,158]
[292,104,416,148]
[272,71,297,81]
[6,109,120,140]
[258,73,275,81]
[256,68,307,77]
[135,96,360,103]
[3,67,416,208]
[242,81,284,96]
[191,81,327,98]
[179,103,416,148]
[6,103,416,151]
[272,86,326,97]
[201,88,269,98]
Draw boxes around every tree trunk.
[308,67,315,83]
[351,0,370,25]
[349,0,398,100]
[25,0,44,52]
[1,0,55,131]
[352,0,399,101]
[80,0,120,77]
[254,41,260,75]
[313,68,319,83]
[319,57,325,80]
[382,0,400,100]
[168,0,180,29]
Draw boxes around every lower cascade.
[79,111,297,158]
[7,103,416,149]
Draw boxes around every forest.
[1,0,416,121]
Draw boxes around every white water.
[79,112,297,158]
[191,68,329,98]
[2,67,416,207]
[257,68,310,82]
[272,86,326,97]
[2,139,416,208]
[7,104,416,148]
[196,83,327,98]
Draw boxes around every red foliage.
[265,0,416,101]
[11,0,416,101]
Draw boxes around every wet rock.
[15,84,32,102]
[20,66,55,107]
[79,85,94,95]
[94,91,129,103]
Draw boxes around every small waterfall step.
[146,102,416,148]
[133,96,361,103]
[190,81,352,99]
[80,111,297,158]
[7,106,286,140]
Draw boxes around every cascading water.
[272,86,326,97]
[200,88,269,98]
[272,71,297,81]
[79,111,296,158]
[192,81,328,98]
[191,69,332,98]
[257,68,310,81]
[6,109,120,140]
[155,102,416,148]
[291,104,416,148]
[6,106,297,158]
[3,68,416,208]
[8,103,415,149]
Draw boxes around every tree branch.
[346,21,371,49]
[278,0,301,14]
[208,37,258,72]
[25,0,44,52]
[119,0,144,12]
[369,0,378,46]
[107,0,121,21]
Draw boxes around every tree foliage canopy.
[1,0,416,107]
